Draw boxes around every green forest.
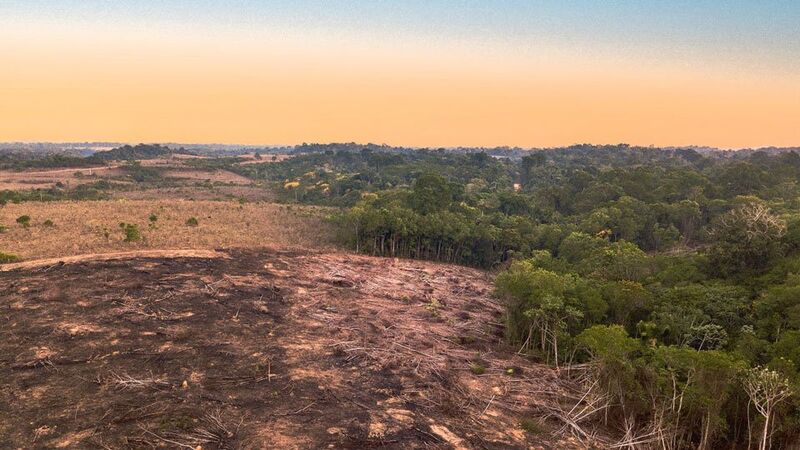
[235,144,800,448]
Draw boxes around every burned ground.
[1,250,578,449]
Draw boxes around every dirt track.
[1,250,574,449]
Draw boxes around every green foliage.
[42,219,54,227]
[707,203,786,277]
[469,363,486,375]
[519,417,544,435]
[496,261,604,365]
[0,252,20,263]
[16,215,30,227]
[119,222,141,242]
[185,217,199,227]
[92,143,175,160]
[0,183,111,204]
[425,297,442,316]
[122,161,163,182]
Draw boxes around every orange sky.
[1,15,798,148]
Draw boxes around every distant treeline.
[0,182,111,204]
[0,144,179,170]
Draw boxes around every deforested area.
[2,249,578,449]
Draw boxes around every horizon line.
[2,141,800,152]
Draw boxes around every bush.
[469,363,486,375]
[43,219,54,227]
[0,225,7,233]
[519,417,544,435]
[186,217,199,227]
[119,222,141,242]
[0,252,20,264]
[16,215,30,227]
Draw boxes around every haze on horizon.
[0,0,798,149]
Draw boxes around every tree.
[666,199,702,242]
[16,215,30,228]
[119,223,141,242]
[649,347,740,450]
[754,276,800,341]
[496,262,603,367]
[708,203,786,276]
[744,367,793,450]
[591,241,651,282]
[409,173,457,215]
[600,281,652,332]
[575,325,643,420]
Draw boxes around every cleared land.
[0,249,576,449]
[0,153,269,191]
[111,185,277,202]
[0,200,334,261]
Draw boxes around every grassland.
[0,151,336,263]
[0,199,334,261]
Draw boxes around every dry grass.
[236,153,293,165]
[0,199,335,261]
[111,185,277,201]
[0,166,123,190]
[161,169,252,184]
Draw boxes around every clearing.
[0,200,333,261]
[1,249,582,449]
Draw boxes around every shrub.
[0,252,20,264]
[425,297,441,316]
[0,225,7,233]
[186,217,199,227]
[469,363,486,375]
[16,215,30,228]
[149,214,158,223]
[519,418,544,435]
[119,223,141,242]
[43,219,54,227]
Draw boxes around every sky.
[0,0,798,148]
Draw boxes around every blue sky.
[4,0,799,71]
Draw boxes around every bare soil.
[1,249,577,449]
